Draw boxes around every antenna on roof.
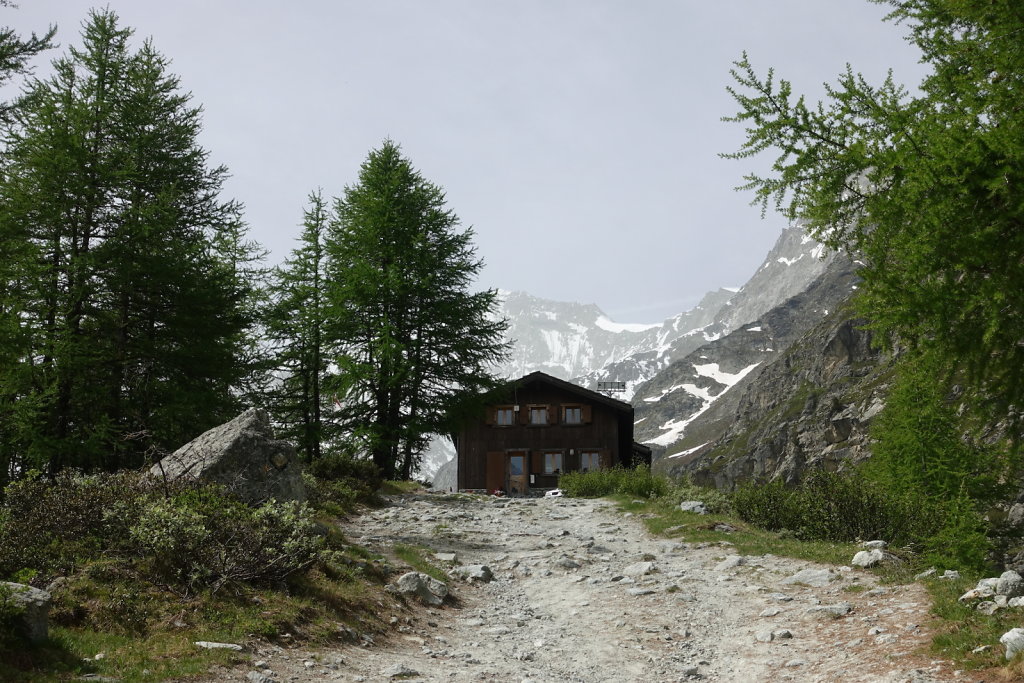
[596,381,626,395]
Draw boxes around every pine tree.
[0,9,261,474]
[266,191,331,462]
[325,141,508,479]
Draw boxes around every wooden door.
[506,451,529,496]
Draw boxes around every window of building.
[495,406,514,426]
[544,451,563,474]
[562,405,582,424]
[529,406,548,425]
[581,451,601,472]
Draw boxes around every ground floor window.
[581,450,601,472]
[544,451,563,474]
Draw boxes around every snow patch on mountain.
[647,362,760,446]
[595,316,661,334]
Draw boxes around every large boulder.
[1,582,51,643]
[149,409,306,505]
[389,572,448,606]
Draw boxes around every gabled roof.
[501,371,633,414]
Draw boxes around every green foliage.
[731,468,994,572]
[0,9,262,476]
[0,471,322,594]
[731,469,940,546]
[304,451,384,514]
[0,7,54,120]
[919,495,992,572]
[0,471,146,582]
[724,0,1024,425]
[392,544,448,583]
[128,491,323,594]
[265,191,332,463]
[668,477,734,515]
[866,352,1012,502]
[560,466,669,499]
[323,140,509,479]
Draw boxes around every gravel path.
[207,493,962,682]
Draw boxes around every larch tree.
[266,191,331,463]
[325,141,509,480]
[0,9,261,475]
[0,3,54,487]
[723,0,1024,425]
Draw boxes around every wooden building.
[453,371,651,495]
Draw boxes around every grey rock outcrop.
[1,582,51,643]
[149,409,306,505]
[997,570,1024,598]
[390,572,449,606]
[651,261,891,489]
[1001,628,1024,660]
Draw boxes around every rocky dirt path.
[210,493,964,682]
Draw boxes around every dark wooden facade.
[454,371,645,495]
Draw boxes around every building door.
[506,451,529,496]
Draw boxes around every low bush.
[128,488,323,594]
[732,469,941,546]
[0,471,323,594]
[305,452,383,514]
[669,477,734,515]
[0,470,148,583]
[560,466,669,499]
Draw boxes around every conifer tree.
[266,191,331,462]
[724,0,1024,423]
[325,141,508,479]
[0,9,260,474]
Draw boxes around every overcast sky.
[8,1,928,322]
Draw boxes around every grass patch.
[380,480,422,495]
[392,544,448,583]
[924,573,1019,672]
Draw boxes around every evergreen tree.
[723,0,1024,424]
[266,191,331,462]
[0,9,260,474]
[325,141,508,479]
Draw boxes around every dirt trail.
[207,493,963,682]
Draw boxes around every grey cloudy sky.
[8,1,928,322]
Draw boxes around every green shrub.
[732,469,941,545]
[561,466,669,499]
[305,452,383,513]
[308,451,381,486]
[0,470,148,582]
[0,472,323,595]
[921,495,993,572]
[128,489,323,594]
[669,478,734,515]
